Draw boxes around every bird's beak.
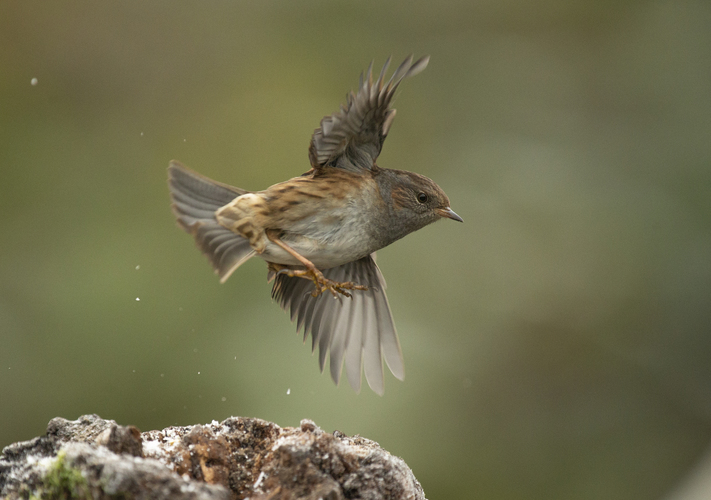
[437,207,463,222]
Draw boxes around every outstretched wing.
[308,55,429,173]
[271,255,404,395]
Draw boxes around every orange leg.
[266,230,368,298]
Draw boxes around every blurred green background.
[2,1,710,498]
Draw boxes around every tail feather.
[168,160,256,282]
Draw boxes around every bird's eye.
[417,192,428,204]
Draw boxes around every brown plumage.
[168,56,461,394]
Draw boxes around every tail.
[168,160,256,282]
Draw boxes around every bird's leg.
[265,230,368,298]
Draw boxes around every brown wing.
[308,55,429,173]
[271,255,404,395]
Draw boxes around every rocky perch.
[0,414,425,500]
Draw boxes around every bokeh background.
[2,1,710,498]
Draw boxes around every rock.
[0,415,426,500]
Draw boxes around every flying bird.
[168,55,462,394]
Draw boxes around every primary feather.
[271,255,403,395]
[308,55,429,173]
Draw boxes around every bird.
[168,55,462,395]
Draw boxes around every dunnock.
[168,55,462,394]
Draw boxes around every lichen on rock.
[0,414,426,500]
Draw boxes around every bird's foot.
[264,231,367,298]
[278,267,368,299]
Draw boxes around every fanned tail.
[168,160,256,282]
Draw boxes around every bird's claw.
[277,267,368,299]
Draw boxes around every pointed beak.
[437,207,463,222]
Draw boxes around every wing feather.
[308,55,429,173]
[271,255,403,394]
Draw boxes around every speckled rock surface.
[0,414,426,500]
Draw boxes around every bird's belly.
[258,211,376,269]
[259,240,363,269]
